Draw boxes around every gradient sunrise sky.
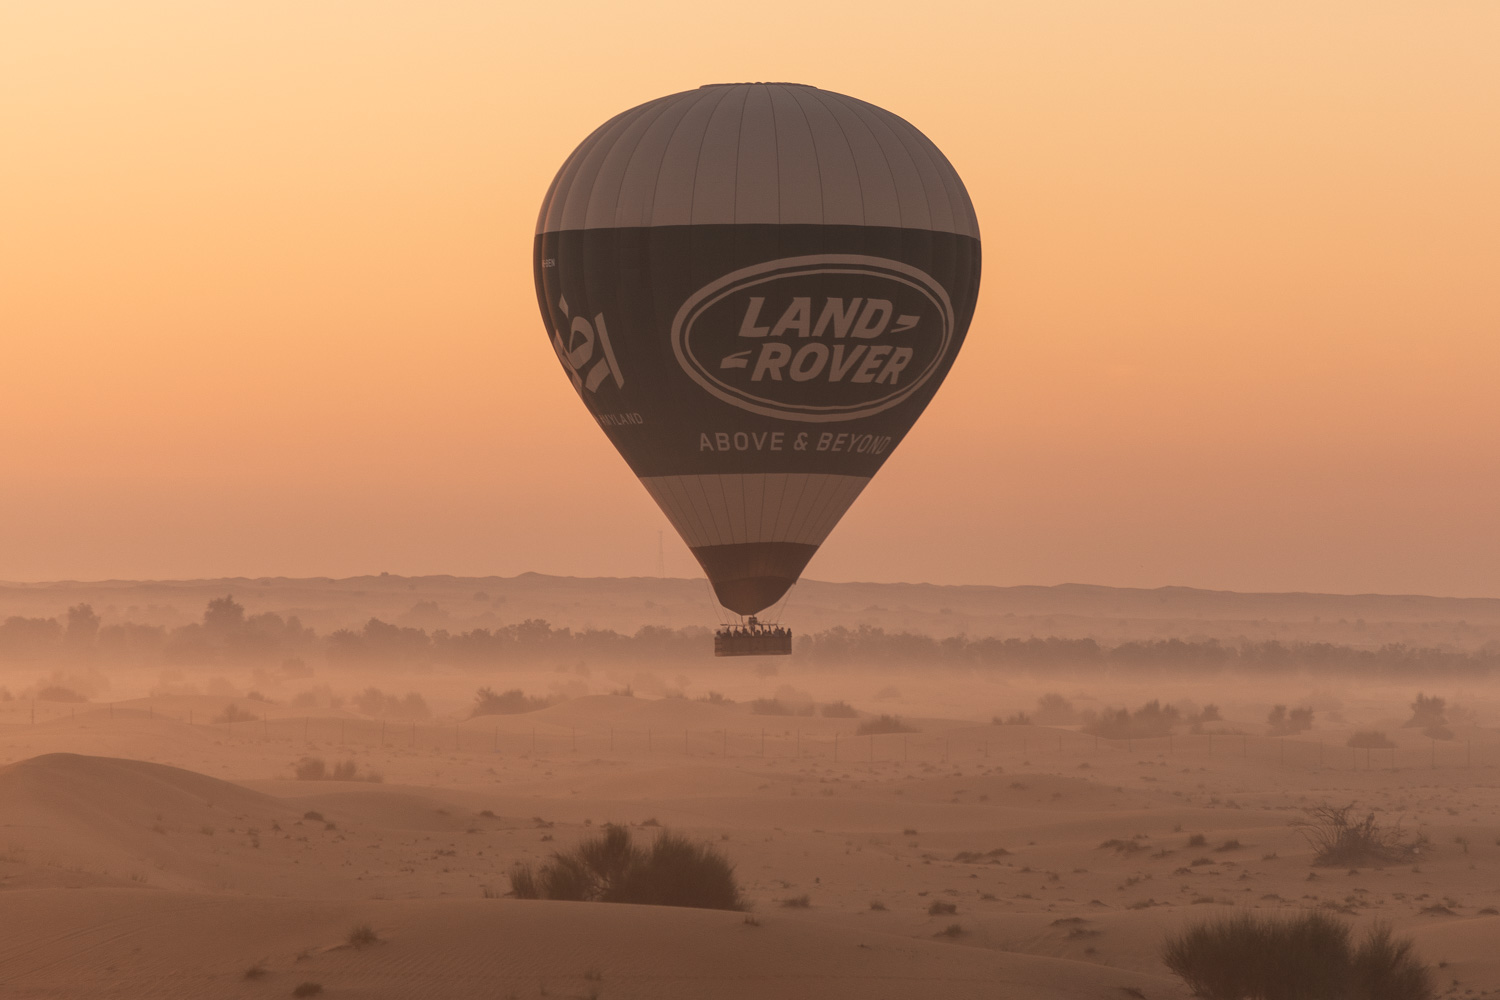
[3,2,1497,596]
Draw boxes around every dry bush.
[509,825,742,911]
[1267,704,1314,736]
[928,900,957,915]
[856,714,916,735]
[820,700,858,718]
[214,702,258,724]
[292,984,323,998]
[347,924,378,949]
[1162,912,1431,1000]
[352,687,429,719]
[1347,731,1395,749]
[471,687,552,717]
[293,757,377,782]
[1083,700,1179,739]
[750,698,792,716]
[1405,693,1446,729]
[1296,804,1427,867]
[1034,693,1080,725]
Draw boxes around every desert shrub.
[347,924,378,948]
[1348,730,1395,749]
[294,757,327,781]
[292,984,323,998]
[244,962,267,980]
[326,759,380,782]
[856,714,916,735]
[780,894,811,908]
[1100,838,1147,855]
[1162,911,1431,1000]
[928,900,957,915]
[1267,704,1314,735]
[214,702,258,724]
[820,700,858,718]
[1296,803,1427,867]
[1198,703,1222,722]
[352,687,430,719]
[1084,700,1179,739]
[1405,693,1446,730]
[508,825,742,911]
[994,710,1031,725]
[1034,692,1079,725]
[750,698,792,716]
[471,687,552,717]
[34,685,87,703]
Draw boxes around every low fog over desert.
[2,576,1498,998]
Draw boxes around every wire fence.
[2,699,1492,773]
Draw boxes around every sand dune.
[2,669,1497,999]
[0,888,1181,999]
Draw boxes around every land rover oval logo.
[671,254,955,423]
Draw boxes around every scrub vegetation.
[509,825,744,912]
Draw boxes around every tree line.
[0,598,1496,676]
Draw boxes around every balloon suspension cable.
[698,575,727,628]
[759,583,797,627]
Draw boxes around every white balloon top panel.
[537,83,979,239]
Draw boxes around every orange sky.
[3,2,1497,596]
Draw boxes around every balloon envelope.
[534,83,981,615]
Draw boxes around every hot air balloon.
[534,83,981,655]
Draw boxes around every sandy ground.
[0,692,1497,999]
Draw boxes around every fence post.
[761,729,766,758]
[834,732,838,762]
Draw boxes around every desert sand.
[2,578,1498,998]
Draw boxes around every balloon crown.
[700,82,813,88]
